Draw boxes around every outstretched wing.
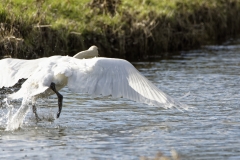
[5,56,68,99]
[67,57,188,110]
[0,58,44,88]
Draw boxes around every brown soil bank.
[0,0,240,61]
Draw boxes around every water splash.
[0,97,58,131]
[0,99,14,129]
[5,99,14,124]
[5,98,30,131]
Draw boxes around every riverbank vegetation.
[0,0,240,60]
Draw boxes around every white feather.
[0,56,188,110]
[0,46,189,130]
[0,58,44,88]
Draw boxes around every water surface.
[1,40,240,159]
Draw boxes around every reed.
[0,0,240,61]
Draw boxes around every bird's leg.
[50,82,63,118]
[32,104,41,122]
[32,98,41,122]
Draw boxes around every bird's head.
[73,45,99,59]
[88,45,98,51]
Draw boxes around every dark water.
[1,41,240,159]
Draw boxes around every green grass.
[1,0,240,60]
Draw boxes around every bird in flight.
[0,46,188,130]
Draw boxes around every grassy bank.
[0,0,240,61]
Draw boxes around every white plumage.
[0,46,188,130]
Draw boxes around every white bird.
[0,46,188,129]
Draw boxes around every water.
[1,40,240,159]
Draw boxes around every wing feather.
[128,66,140,101]
[0,58,46,88]
[112,67,120,98]
[67,57,188,110]
[1,56,188,110]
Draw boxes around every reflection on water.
[1,40,240,159]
